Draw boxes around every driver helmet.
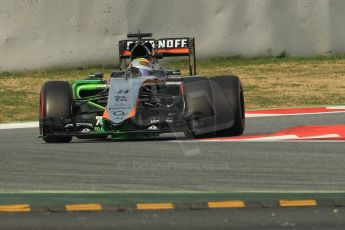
[127,58,152,77]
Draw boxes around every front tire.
[39,81,73,143]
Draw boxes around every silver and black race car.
[39,32,245,142]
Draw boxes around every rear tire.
[182,77,216,138]
[39,81,73,143]
[211,76,245,136]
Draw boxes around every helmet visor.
[139,68,151,76]
[128,67,152,77]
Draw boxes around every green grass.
[1,56,345,122]
[164,55,345,70]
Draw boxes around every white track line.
[172,139,345,143]
[172,134,343,143]
[0,122,38,130]
[240,135,299,141]
[193,135,298,142]
[300,134,341,139]
[1,106,345,130]
[246,110,345,118]
[326,106,345,110]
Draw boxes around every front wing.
[40,116,190,138]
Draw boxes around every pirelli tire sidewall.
[182,77,217,138]
[39,81,73,143]
[211,75,245,136]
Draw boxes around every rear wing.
[118,37,196,75]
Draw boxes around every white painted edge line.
[282,140,344,143]
[172,139,345,143]
[240,135,298,141]
[1,106,345,129]
[194,135,298,142]
[300,134,341,139]
[171,139,345,143]
[172,134,343,143]
[246,110,345,118]
[326,106,345,109]
[0,122,38,130]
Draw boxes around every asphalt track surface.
[1,112,345,229]
[1,207,344,230]
[0,112,344,192]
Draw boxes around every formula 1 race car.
[39,33,245,143]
